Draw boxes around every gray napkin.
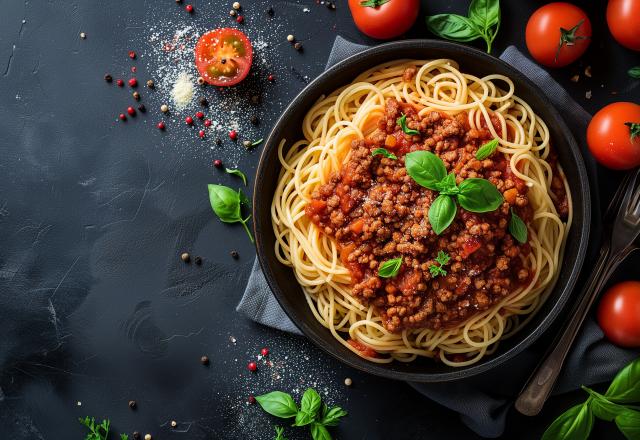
[237,37,637,438]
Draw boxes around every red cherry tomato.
[348,0,419,40]
[597,281,640,348]
[587,102,640,170]
[525,2,591,68]
[194,28,253,86]
[607,0,640,51]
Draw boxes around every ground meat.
[306,98,538,333]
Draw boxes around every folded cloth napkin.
[237,36,637,438]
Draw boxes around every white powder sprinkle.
[171,71,194,109]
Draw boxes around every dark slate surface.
[0,0,637,439]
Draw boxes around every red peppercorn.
[198,130,205,138]
[229,130,237,140]
[236,15,244,23]
[128,50,136,59]
[128,78,138,87]
[119,113,127,121]
[260,348,269,357]
[116,79,124,87]
[247,361,257,372]
[127,106,136,116]
[268,74,275,81]
[157,121,166,130]
[185,116,194,125]
[213,159,222,168]
[131,66,137,73]
[195,111,204,119]
[204,119,212,127]
[248,396,256,404]
[185,4,193,12]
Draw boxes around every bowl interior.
[253,40,590,382]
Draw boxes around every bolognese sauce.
[306,98,568,333]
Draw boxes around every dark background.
[0,0,638,439]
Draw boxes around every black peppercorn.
[104,74,113,82]
[128,400,137,410]
[294,42,303,51]
[194,256,202,265]
[251,95,260,104]
[133,432,141,440]
[250,115,259,125]
[267,6,274,16]
[137,104,146,112]
[326,1,336,10]
[200,355,210,365]
[199,97,209,107]
[231,250,239,259]
[215,138,222,146]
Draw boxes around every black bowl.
[253,40,591,382]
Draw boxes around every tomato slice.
[194,28,253,86]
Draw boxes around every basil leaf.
[475,139,499,160]
[606,358,640,404]
[457,178,503,213]
[509,209,528,244]
[429,194,457,235]
[208,184,241,223]
[360,0,390,6]
[255,391,298,419]
[542,403,594,440]
[435,172,459,195]
[274,426,287,440]
[405,151,447,190]
[397,113,420,135]
[225,168,248,186]
[468,0,500,31]
[300,388,322,417]
[293,411,315,427]
[371,148,397,160]
[426,14,480,42]
[615,409,640,440]
[629,67,640,79]
[310,423,332,440]
[378,257,402,278]
[319,406,347,427]
[582,387,625,422]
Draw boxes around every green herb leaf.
[294,411,316,427]
[582,387,625,421]
[475,138,499,160]
[429,265,447,277]
[120,435,129,440]
[255,391,299,419]
[629,67,640,79]
[239,188,251,207]
[274,426,288,440]
[225,168,248,186]
[605,358,640,404]
[429,194,457,235]
[378,257,402,278]
[319,406,347,427]
[509,209,528,244]
[468,0,500,31]
[457,178,504,212]
[79,417,111,440]
[429,250,450,278]
[625,122,640,142]
[435,250,450,266]
[251,138,264,147]
[615,409,640,440]
[435,172,459,195]
[542,403,594,440]
[297,388,322,423]
[397,113,420,136]
[371,147,397,160]
[360,0,390,7]
[310,423,332,440]
[207,184,254,243]
[426,14,480,42]
[405,151,447,190]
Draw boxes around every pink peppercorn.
[229,130,237,140]
[128,78,138,87]
[260,348,269,357]
[185,116,194,125]
[119,113,127,121]
[195,111,204,119]
[213,159,222,168]
[248,396,256,404]
[127,106,136,116]
[128,50,136,59]
[157,121,165,130]
[204,119,212,127]
[198,130,205,138]
[268,74,275,81]
[116,79,124,87]
[236,15,244,23]
[247,361,257,372]
[185,4,193,12]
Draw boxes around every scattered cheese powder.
[171,71,195,109]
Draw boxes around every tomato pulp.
[195,28,253,86]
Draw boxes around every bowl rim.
[253,39,591,382]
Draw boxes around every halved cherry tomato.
[607,0,640,51]
[597,281,640,348]
[194,28,253,86]
[525,3,591,68]
[348,0,419,40]
[587,102,640,170]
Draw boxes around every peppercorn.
[132,91,140,100]
[215,138,222,146]
[247,361,257,372]
[230,10,237,17]
[128,78,138,87]
[127,106,136,116]
[250,115,259,125]
[267,6,274,16]
[175,0,182,2]
[204,119,212,127]
[117,79,124,87]
[195,111,204,119]
[104,74,113,82]
[294,42,303,51]
[287,34,295,42]
[213,159,222,168]
[248,395,256,404]
[199,97,209,107]
[250,95,260,104]
[236,15,244,23]
[133,432,141,440]
[185,4,193,12]
[170,421,177,428]
[128,400,137,409]
[198,130,205,138]
[157,121,165,130]
[326,1,336,10]
[146,79,155,89]
[261,347,269,356]
[197,76,205,85]
[131,66,137,73]
[119,114,127,121]
[138,104,146,113]
[243,140,252,148]
[344,377,353,386]
[231,250,239,259]
[233,2,241,10]
[128,50,136,59]
[185,116,194,125]
[181,252,190,263]
[80,32,86,39]
[229,130,237,140]
[144,435,152,440]
[160,104,169,113]
[194,256,202,265]
[201,355,210,365]
[267,74,275,81]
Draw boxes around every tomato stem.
[625,122,640,141]
[554,19,590,64]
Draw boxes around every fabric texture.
[236,36,637,438]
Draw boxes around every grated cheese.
[171,71,194,109]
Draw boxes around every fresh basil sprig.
[207,184,254,243]
[630,67,640,79]
[397,113,420,135]
[543,357,640,440]
[509,209,528,244]
[475,138,499,160]
[255,388,347,440]
[426,0,501,53]
[274,426,288,440]
[378,257,403,278]
[429,250,450,278]
[372,148,397,160]
[225,168,248,186]
[405,151,503,234]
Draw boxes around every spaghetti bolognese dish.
[270,59,571,367]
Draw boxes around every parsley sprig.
[429,251,450,278]
[79,417,128,440]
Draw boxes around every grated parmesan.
[171,71,194,109]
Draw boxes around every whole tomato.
[607,0,640,51]
[597,281,640,348]
[525,2,591,68]
[587,102,640,170]
[348,0,419,40]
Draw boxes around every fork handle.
[514,246,621,416]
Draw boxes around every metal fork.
[515,168,640,416]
